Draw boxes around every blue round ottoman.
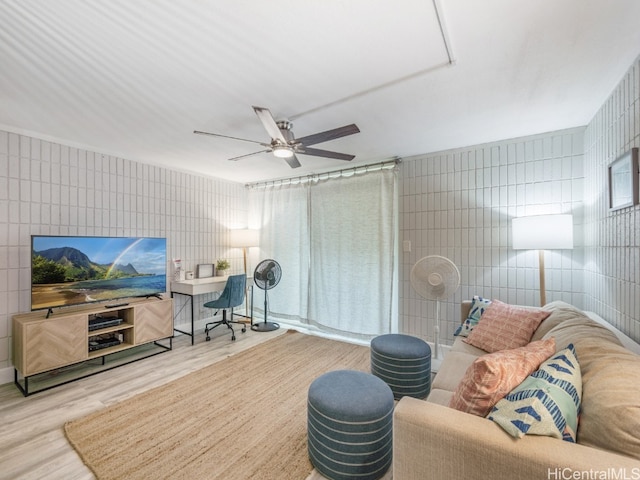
[307,370,394,480]
[370,333,431,399]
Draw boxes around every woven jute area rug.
[64,331,370,480]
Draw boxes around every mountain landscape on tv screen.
[30,236,167,310]
[32,247,142,284]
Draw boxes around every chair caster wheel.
[242,327,246,333]
[231,336,236,341]
[206,336,211,341]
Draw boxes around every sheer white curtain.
[248,167,397,337]
[249,183,310,323]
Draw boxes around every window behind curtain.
[248,167,397,338]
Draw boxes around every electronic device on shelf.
[30,235,167,316]
[88,336,121,352]
[88,317,124,331]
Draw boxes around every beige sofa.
[393,301,640,480]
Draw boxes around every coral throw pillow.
[489,343,581,442]
[464,300,551,353]
[448,338,556,417]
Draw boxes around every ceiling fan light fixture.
[272,145,294,158]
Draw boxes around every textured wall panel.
[399,128,585,346]
[0,130,248,371]
[583,54,640,343]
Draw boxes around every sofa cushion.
[450,336,488,357]
[541,316,622,353]
[577,342,640,460]
[426,388,454,406]
[531,301,591,342]
[464,300,551,353]
[454,295,492,337]
[540,315,640,460]
[488,343,581,442]
[448,338,556,417]
[431,351,478,392]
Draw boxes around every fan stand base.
[251,321,280,332]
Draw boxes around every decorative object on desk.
[252,259,282,332]
[229,229,259,276]
[196,263,214,279]
[173,258,184,281]
[608,147,639,211]
[512,214,573,306]
[215,259,231,276]
[410,255,460,362]
[185,271,194,280]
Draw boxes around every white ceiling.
[2,1,640,184]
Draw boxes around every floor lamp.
[229,229,259,321]
[512,214,573,306]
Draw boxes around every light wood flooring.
[0,325,288,480]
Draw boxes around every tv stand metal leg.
[14,369,29,397]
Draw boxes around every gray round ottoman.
[307,370,394,480]
[370,333,431,399]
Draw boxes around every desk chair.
[203,274,247,341]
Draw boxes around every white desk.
[171,276,253,345]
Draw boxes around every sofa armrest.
[393,397,640,480]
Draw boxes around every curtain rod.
[246,158,401,190]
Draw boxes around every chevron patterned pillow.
[454,295,492,337]
[488,343,582,442]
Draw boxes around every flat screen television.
[31,235,167,312]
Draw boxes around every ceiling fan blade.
[295,124,360,147]
[252,106,288,143]
[228,149,272,161]
[299,147,355,161]
[285,153,302,169]
[194,130,268,147]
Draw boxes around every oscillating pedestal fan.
[251,259,282,332]
[410,255,460,361]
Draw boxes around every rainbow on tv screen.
[31,236,167,311]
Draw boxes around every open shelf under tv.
[12,296,174,396]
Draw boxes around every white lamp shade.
[229,229,259,248]
[512,214,573,250]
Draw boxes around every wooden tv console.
[12,297,173,396]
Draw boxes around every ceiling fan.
[194,106,360,169]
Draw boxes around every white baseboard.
[1,366,13,386]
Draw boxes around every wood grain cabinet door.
[23,314,88,376]
[133,299,173,345]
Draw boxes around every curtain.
[248,167,397,337]
[249,183,310,323]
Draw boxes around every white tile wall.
[0,130,248,371]
[583,54,640,343]
[3,54,640,376]
[399,128,585,346]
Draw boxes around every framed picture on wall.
[608,147,639,211]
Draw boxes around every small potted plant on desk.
[216,259,230,277]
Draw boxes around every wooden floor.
[0,325,288,480]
